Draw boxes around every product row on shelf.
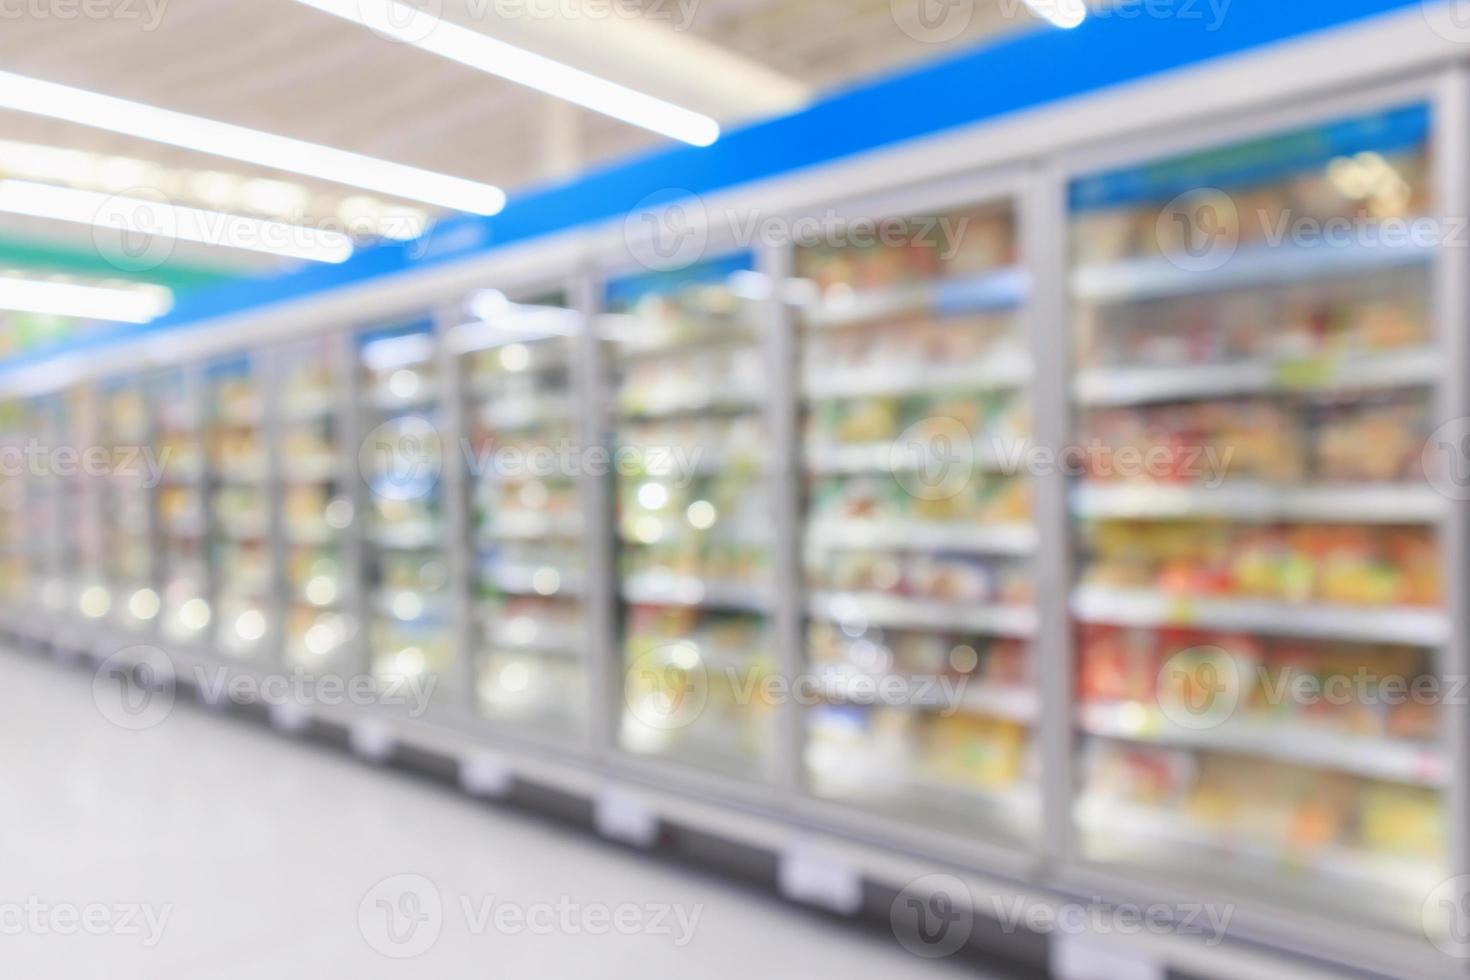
[0,100,1456,946]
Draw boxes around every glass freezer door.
[607,256,777,781]
[152,367,209,647]
[99,377,156,634]
[793,198,1039,842]
[1066,103,1447,932]
[457,294,589,739]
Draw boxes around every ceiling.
[0,0,1046,281]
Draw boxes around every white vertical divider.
[1432,67,1470,972]
[336,327,371,683]
[1027,162,1077,869]
[758,240,804,794]
[572,267,618,757]
[436,303,476,716]
[261,345,288,673]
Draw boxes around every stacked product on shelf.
[358,322,452,691]
[278,336,356,675]
[99,379,156,634]
[1067,104,1447,930]
[458,295,589,738]
[152,368,210,646]
[795,200,1039,839]
[206,357,273,660]
[607,257,776,778]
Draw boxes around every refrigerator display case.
[30,393,68,627]
[152,367,210,648]
[204,356,273,660]
[276,335,358,676]
[792,196,1038,841]
[98,377,156,636]
[62,384,107,640]
[1065,104,1448,931]
[606,257,777,779]
[455,293,589,739]
[357,321,452,692]
[0,400,27,619]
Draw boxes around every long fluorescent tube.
[0,181,355,264]
[0,277,171,323]
[0,70,507,215]
[1023,0,1087,28]
[292,0,721,147]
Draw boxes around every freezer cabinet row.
[0,98,1459,954]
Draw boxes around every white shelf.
[481,512,584,541]
[1074,346,1439,406]
[367,523,442,551]
[369,384,442,412]
[373,590,451,623]
[622,573,770,612]
[816,673,1037,723]
[1071,586,1449,646]
[1070,236,1435,305]
[481,396,573,431]
[807,591,1037,638]
[806,518,1035,555]
[1071,482,1444,524]
[483,617,585,655]
[804,265,1029,329]
[1079,702,1447,787]
[618,389,763,421]
[804,438,1019,476]
[483,564,585,598]
[803,351,1031,401]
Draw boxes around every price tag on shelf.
[268,702,312,735]
[594,788,659,849]
[459,754,514,800]
[1273,356,1337,390]
[1165,596,1196,625]
[349,720,397,763]
[777,845,863,916]
[1053,935,1163,980]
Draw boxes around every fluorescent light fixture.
[0,69,507,215]
[291,0,721,147]
[1023,0,1087,28]
[0,276,171,323]
[0,180,354,264]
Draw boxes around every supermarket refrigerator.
[1057,91,1461,949]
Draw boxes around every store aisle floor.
[0,649,981,979]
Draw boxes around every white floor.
[0,649,982,979]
